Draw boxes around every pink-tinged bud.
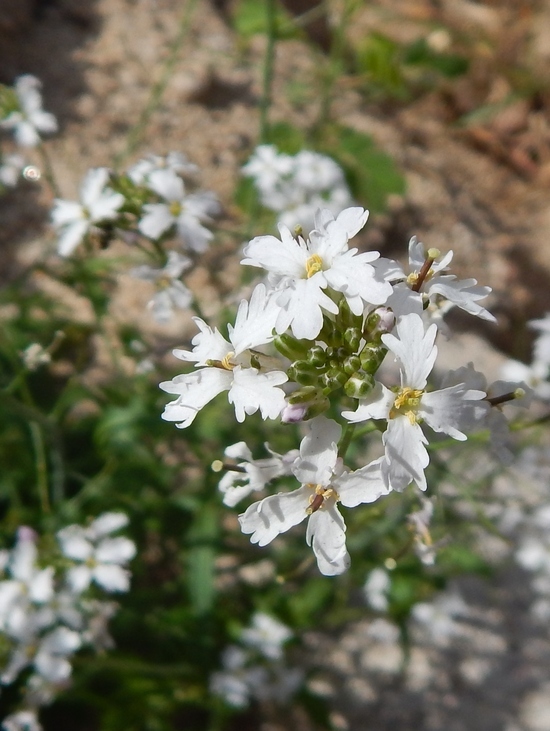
[372,307,395,335]
[16,526,38,543]
[281,402,309,423]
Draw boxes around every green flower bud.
[287,385,321,404]
[322,367,348,389]
[307,345,327,367]
[344,373,375,398]
[343,355,362,375]
[343,327,361,352]
[360,344,387,374]
[288,360,320,386]
[274,333,309,360]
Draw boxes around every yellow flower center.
[169,201,182,217]
[305,254,324,278]
[389,386,424,424]
[305,483,339,514]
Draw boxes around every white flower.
[0,153,25,187]
[51,168,124,256]
[239,416,390,576]
[388,237,495,323]
[131,250,192,322]
[0,75,57,147]
[240,612,292,661]
[363,568,391,611]
[2,709,42,731]
[343,314,488,492]
[160,284,288,427]
[138,169,218,252]
[242,206,392,340]
[57,512,135,594]
[217,442,299,507]
[33,626,81,684]
[531,314,550,365]
[127,152,197,185]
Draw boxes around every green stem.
[113,0,199,168]
[29,421,50,514]
[338,422,356,459]
[259,0,277,143]
[37,142,61,198]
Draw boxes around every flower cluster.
[0,514,135,730]
[160,203,528,575]
[210,612,302,708]
[242,144,354,233]
[0,75,57,149]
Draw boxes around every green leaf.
[232,0,298,39]
[404,38,469,78]
[319,125,405,213]
[266,121,307,154]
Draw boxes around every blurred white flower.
[240,612,292,661]
[131,250,193,322]
[57,512,136,593]
[128,152,197,185]
[2,709,42,731]
[0,153,26,188]
[51,168,124,256]
[0,75,57,147]
[363,568,391,611]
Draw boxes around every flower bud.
[360,344,387,374]
[274,333,309,360]
[287,385,320,404]
[319,318,339,347]
[365,307,395,341]
[307,345,326,367]
[343,355,361,375]
[288,360,320,386]
[281,396,330,423]
[343,327,361,352]
[344,373,375,398]
[322,367,348,389]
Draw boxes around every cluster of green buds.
[276,299,395,422]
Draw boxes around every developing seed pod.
[344,372,375,398]
[274,333,309,360]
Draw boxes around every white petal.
[95,537,136,564]
[383,418,429,492]
[148,168,185,201]
[336,457,390,507]
[89,512,129,537]
[93,564,131,592]
[239,487,310,546]
[420,386,488,440]
[139,203,174,239]
[306,504,350,576]
[161,368,232,428]
[228,366,287,422]
[80,168,110,206]
[57,526,93,561]
[292,416,340,486]
[342,382,394,423]
[88,190,124,222]
[229,284,279,353]
[382,313,437,389]
[66,565,92,593]
[242,226,307,279]
[56,219,89,257]
[275,276,338,340]
[29,567,54,603]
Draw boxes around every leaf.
[231,0,298,39]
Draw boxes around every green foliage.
[231,0,299,40]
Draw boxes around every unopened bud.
[343,355,361,375]
[307,345,326,367]
[287,385,319,404]
[281,397,329,423]
[360,344,387,374]
[288,360,320,386]
[365,307,395,341]
[274,333,309,360]
[344,373,375,398]
[343,327,361,352]
[322,367,348,390]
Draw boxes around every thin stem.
[259,0,277,143]
[338,422,356,459]
[113,0,199,168]
[37,142,61,198]
[29,422,50,514]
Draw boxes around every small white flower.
[127,152,197,185]
[343,314,488,492]
[131,250,193,322]
[0,75,57,147]
[388,237,496,323]
[363,568,391,611]
[217,442,299,507]
[0,153,26,187]
[51,168,124,256]
[239,416,390,576]
[242,206,392,340]
[138,169,219,252]
[2,709,42,731]
[57,512,135,594]
[240,612,292,660]
[160,284,288,427]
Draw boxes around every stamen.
[486,388,525,407]
[410,248,441,292]
[390,387,423,420]
[305,484,339,514]
[205,352,236,370]
[169,201,182,217]
[305,254,323,278]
